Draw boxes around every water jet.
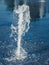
[11,0,30,60]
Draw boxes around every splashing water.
[5,4,30,61]
[8,4,30,61]
[14,4,30,60]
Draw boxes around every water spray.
[13,0,30,60]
